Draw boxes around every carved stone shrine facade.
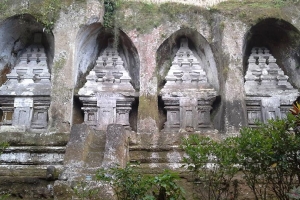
[244,47,299,127]
[160,38,217,132]
[0,33,51,132]
[78,39,137,130]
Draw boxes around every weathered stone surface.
[244,47,299,126]
[78,39,138,130]
[0,146,64,165]
[0,33,51,132]
[160,38,217,132]
[102,124,129,168]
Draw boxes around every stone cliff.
[0,0,299,199]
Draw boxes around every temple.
[244,47,299,126]
[160,38,217,132]
[0,33,51,132]
[78,38,138,130]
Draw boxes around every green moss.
[0,0,87,31]
[138,95,159,121]
[114,1,208,34]
[53,56,66,72]
[213,0,299,25]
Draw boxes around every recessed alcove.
[243,18,300,88]
[0,14,54,79]
[73,24,140,130]
[74,24,140,90]
[243,18,300,126]
[156,29,219,132]
[0,14,54,128]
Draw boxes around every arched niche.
[243,18,300,88]
[243,18,300,127]
[73,24,140,131]
[74,24,140,91]
[156,28,219,132]
[0,14,54,86]
[0,14,54,129]
[156,28,219,93]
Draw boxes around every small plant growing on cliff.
[287,187,300,199]
[73,181,99,200]
[103,0,121,28]
[96,164,185,200]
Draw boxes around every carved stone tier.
[160,38,217,132]
[78,39,137,130]
[0,33,51,131]
[244,47,299,126]
[79,94,134,130]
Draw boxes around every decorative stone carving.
[78,39,137,130]
[244,47,299,126]
[160,38,217,132]
[0,33,51,131]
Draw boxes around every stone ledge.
[0,131,69,146]
[0,165,63,178]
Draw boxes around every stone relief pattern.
[0,33,51,131]
[244,47,299,126]
[160,38,217,132]
[78,39,137,130]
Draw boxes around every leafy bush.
[182,135,239,200]
[237,114,300,200]
[182,112,300,200]
[287,186,300,199]
[96,164,185,200]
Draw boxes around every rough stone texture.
[54,124,128,199]
[126,0,228,7]
[78,39,138,130]
[0,33,51,132]
[220,18,248,134]
[102,124,129,168]
[160,38,217,132]
[0,0,300,199]
[59,124,105,182]
[244,47,299,126]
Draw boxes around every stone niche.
[160,38,217,132]
[244,47,299,127]
[78,39,138,130]
[0,33,51,132]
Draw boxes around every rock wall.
[124,0,228,7]
[0,0,300,199]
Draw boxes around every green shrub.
[96,164,185,200]
[182,135,239,200]
[237,114,300,200]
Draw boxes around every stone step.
[0,146,65,165]
[0,165,63,178]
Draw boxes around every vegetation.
[182,136,239,200]
[182,111,300,200]
[73,181,99,200]
[96,164,185,200]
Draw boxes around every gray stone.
[78,38,138,130]
[0,33,51,132]
[101,124,129,168]
[244,47,299,126]
[160,38,217,132]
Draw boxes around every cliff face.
[0,0,300,199]
[122,0,228,6]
